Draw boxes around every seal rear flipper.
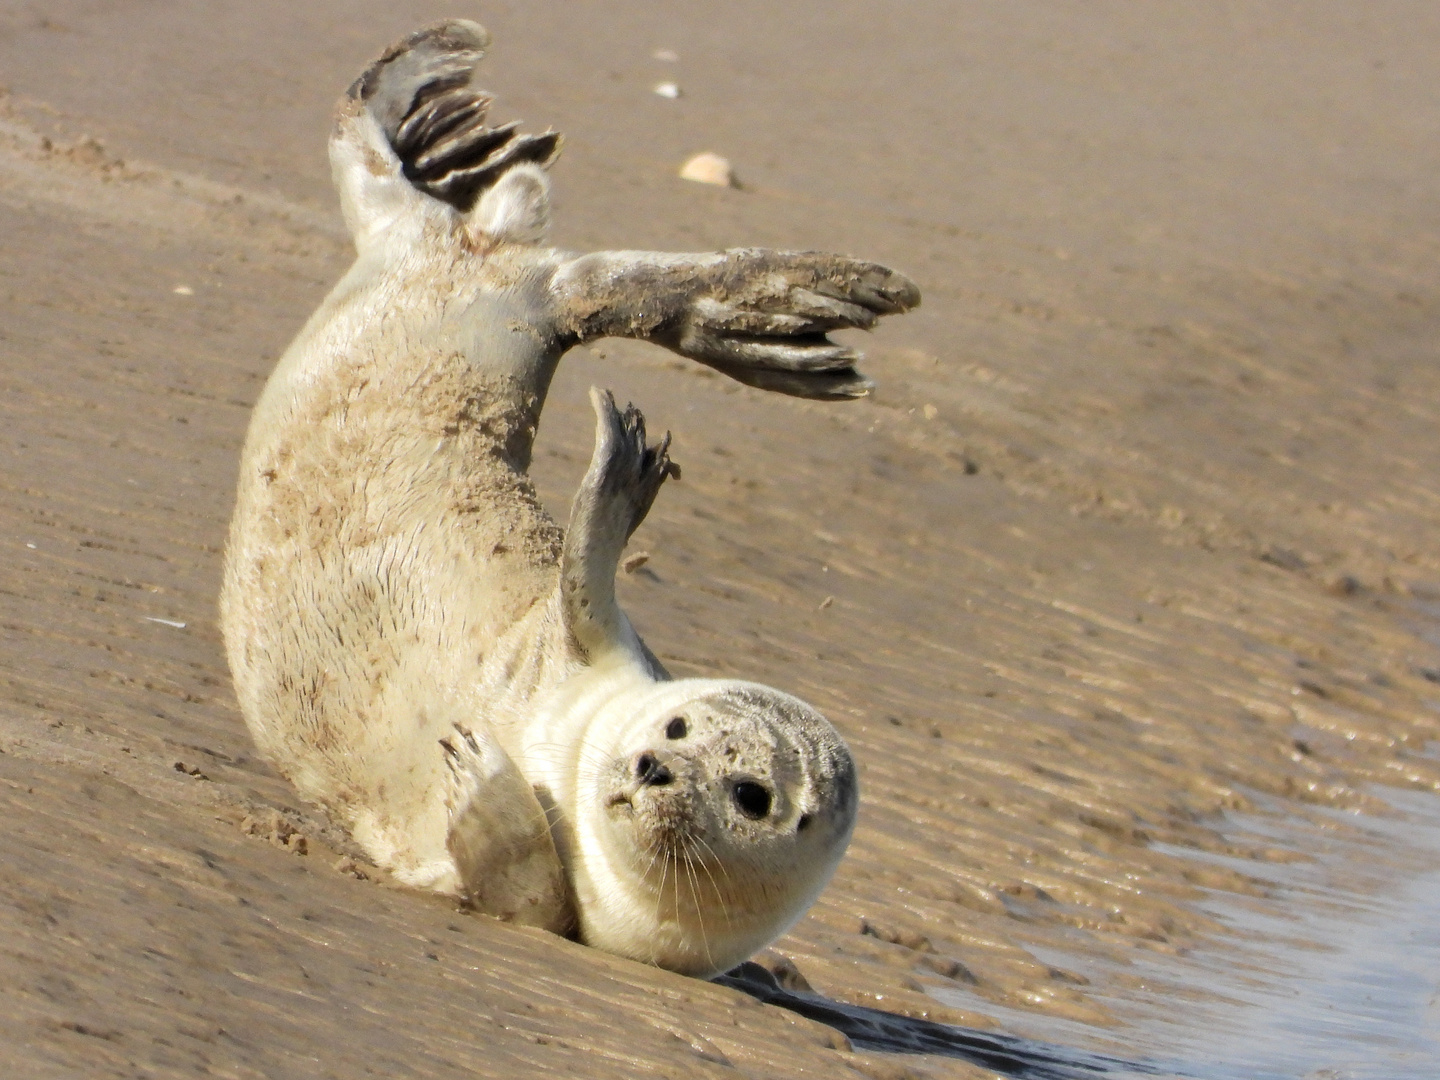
[333,19,561,249]
[442,724,573,933]
[560,389,677,662]
[551,249,921,400]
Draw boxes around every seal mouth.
[604,747,686,817]
[601,772,700,849]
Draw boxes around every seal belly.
[221,271,564,878]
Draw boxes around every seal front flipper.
[550,249,921,400]
[441,724,572,932]
[331,18,561,251]
[560,388,677,662]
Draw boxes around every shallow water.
[925,788,1440,1079]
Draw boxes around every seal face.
[569,682,859,975]
[219,19,917,977]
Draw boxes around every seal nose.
[634,751,673,787]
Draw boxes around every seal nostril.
[664,717,687,740]
[635,752,673,786]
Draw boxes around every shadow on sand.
[715,963,1168,1080]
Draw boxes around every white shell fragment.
[173,285,194,296]
[653,82,681,99]
[652,49,679,62]
[679,152,736,188]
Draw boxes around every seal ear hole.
[796,813,813,833]
[732,781,772,820]
[665,717,687,740]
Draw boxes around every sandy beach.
[3,3,1439,1077]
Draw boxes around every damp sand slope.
[2,3,1440,1077]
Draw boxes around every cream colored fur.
[221,20,914,975]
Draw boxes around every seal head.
[559,679,858,977]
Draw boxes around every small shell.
[653,82,681,99]
[679,152,736,188]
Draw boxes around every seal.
[219,20,919,977]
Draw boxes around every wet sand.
[3,3,1439,1077]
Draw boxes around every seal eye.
[664,717,687,740]
[732,781,771,820]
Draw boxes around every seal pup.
[220,20,919,977]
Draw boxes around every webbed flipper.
[441,724,572,932]
[552,249,921,400]
[332,19,561,248]
[560,389,677,661]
